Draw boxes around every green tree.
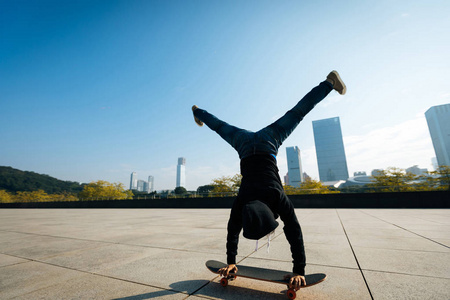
[211,174,242,196]
[197,185,215,196]
[174,186,187,195]
[78,181,133,200]
[429,165,450,190]
[15,190,51,202]
[283,184,301,195]
[299,179,340,194]
[0,190,13,203]
[367,167,417,192]
[284,179,339,195]
[0,166,83,194]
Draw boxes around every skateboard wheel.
[287,289,296,300]
[220,278,229,287]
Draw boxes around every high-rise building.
[432,157,438,170]
[425,104,450,167]
[176,157,186,188]
[130,172,137,190]
[284,173,289,186]
[406,165,428,176]
[137,180,148,192]
[148,176,154,193]
[313,117,349,182]
[286,146,303,187]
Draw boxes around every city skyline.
[1,1,447,190]
[129,172,153,193]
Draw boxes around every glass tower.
[148,176,154,193]
[176,157,186,188]
[312,117,349,182]
[130,172,137,190]
[286,146,303,187]
[425,104,450,167]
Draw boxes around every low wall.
[1,190,448,209]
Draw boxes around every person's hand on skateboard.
[284,274,306,291]
[218,264,238,277]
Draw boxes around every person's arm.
[277,194,306,276]
[226,197,243,266]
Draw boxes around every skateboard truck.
[219,273,236,287]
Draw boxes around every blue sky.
[1,0,449,191]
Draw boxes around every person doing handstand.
[192,71,346,291]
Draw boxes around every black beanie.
[242,200,279,240]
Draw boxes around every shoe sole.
[330,71,346,95]
[192,106,203,127]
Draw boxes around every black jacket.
[226,154,306,275]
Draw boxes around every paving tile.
[304,232,350,245]
[13,273,187,300]
[96,248,223,295]
[42,243,159,273]
[353,247,450,278]
[363,270,450,300]
[408,229,450,240]
[0,261,80,299]
[344,227,420,238]
[0,234,106,260]
[0,253,29,267]
[249,233,358,269]
[435,239,450,247]
[346,235,449,252]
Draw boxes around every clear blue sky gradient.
[1,0,449,190]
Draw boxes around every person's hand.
[284,274,306,291]
[218,264,238,277]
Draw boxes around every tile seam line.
[240,255,361,271]
[361,268,450,280]
[0,229,226,256]
[353,245,449,254]
[364,210,448,225]
[0,252,191,296]
[357,210,450,249]
[336,209,374,300]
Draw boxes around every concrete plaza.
[0,209,449,299]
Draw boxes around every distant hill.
[0,166,83,194]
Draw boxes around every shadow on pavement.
[112,280,287,300]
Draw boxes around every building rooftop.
[0,208,449,299]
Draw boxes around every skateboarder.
[192,71,346,291]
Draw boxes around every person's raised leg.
[259,71,346,151]
[192,105,252,156]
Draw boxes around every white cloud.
[344,116,435,174]
[439,92,450,99]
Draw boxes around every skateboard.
[206,260,326,299]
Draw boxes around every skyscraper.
[137,180,148,192]
[130,172,137,190]
[176,157,186,188]
[425,104,450,167]
[313,117,349,182]
[148,176,154,193]
[286,146,303,187]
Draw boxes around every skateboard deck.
[206,260,326,299]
